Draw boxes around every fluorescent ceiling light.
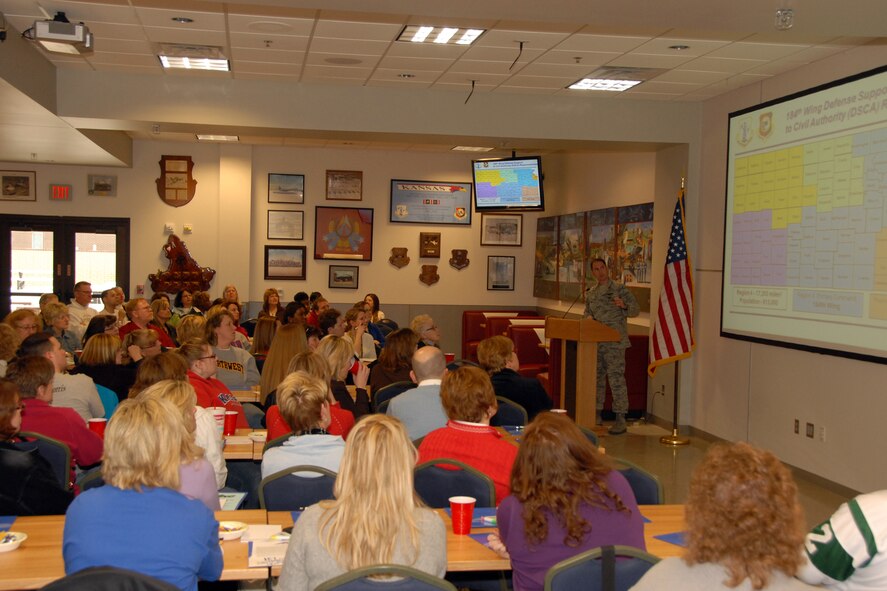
[568,78,642,92]
[398,25,485,46]
[451,146,495,152]
[160,56,229,71]
[158,44,230,71]
[196,134,239,142]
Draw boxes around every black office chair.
[78,469,105,491]
[612,458,664,505]
[414,458,495,508]
[263,432,293,454]
[375,318,400,338]
[373,380,417,412]
[446,359,479,371]
[18,431,72,490]
[41,566,179,591]
[258,466,337,510]
[240,317,258,338]
[579,425,600,447]
[490,397,528,427]
[544,545,660,591]
[316,565,457,591]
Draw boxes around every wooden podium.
[545,316,620,428]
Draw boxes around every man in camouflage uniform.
[584,258,639,435]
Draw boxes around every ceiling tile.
[376,56,452,72]
[85,51,158,67]
[312,19,402,41]
[653,69,733,84]
[494,85,560,95]
[306,52,380,68]
[386,42,472,59]
[447,60,519,75]
[92,38,153,54]
[629,37,731,57]
[309,37,390,55]
[680,56,766,73]
[532,49,620,66]
[83,22,148,41]
[474,29,570,50]
[554,34,650,53]
[369,68,440,83]
[460,45,545,62]
[496,74,569,88]
[301,64,372,79]
[632,80,703,93]
[226,14,314,36]
[230,32,309,51]
[706,41,809,60]
[610,53,697,68]
[133,7,226,30]
[232,61,302,76]
[435,71,509,85]
[143,26,227,46]
[230,47,305,64]
[518,62,595,77]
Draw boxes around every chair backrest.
[40,565,179,591]
[579,426,599,447]
[258,465,337,510]
[263,433,293,453]
[612,458,663,505]
[94,384,119,419]
[78,469,105,491]
[373,380,417,411]
[490,397,528,427]
[445,359,479,371]
[18,431,72,490]
[375,318,399,338]
[414,458,495,508]
[544,545,660,591]
[316,564,457,591]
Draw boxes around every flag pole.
[660,360,689,446]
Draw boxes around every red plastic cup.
[449,496,476,535]
[445,353,456,364]
[88,418,107,438]
[223,411,238,436]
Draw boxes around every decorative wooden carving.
[148,234,216,293]
[389,247,410,268]
[156,155,197,207]
[449,249,469,270]
[419,264,439,286]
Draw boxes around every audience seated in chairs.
[62,396,223,591]
[277,414,446,591]
[205,309,261,393]
[42,302,80,359]
[387,347,447,440]
[478,335,552,421]
[266,351,356,441]
[249,316,278,374]
[315,335,371,420]
[6,356,103,475]
[223,301,250,349]
[411,314,441,348]
[369,328,418,391]
[344,305,376,361]
[258,288,283,321]
[72,333,136,403]
[631,442,812,591]
[260,371,346,480]
[175,314,206,345]
[363,293,384,323]
[149,298,178,347]
[489,413,645,591]
[417,366,517,505]
[181,340,250,429]
[0,378,73,515]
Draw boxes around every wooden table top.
[223,428,265,461]
[0,505,686,589]
[232,390,260,403]
[0,510,272,590]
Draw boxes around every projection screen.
[721,65,887,363]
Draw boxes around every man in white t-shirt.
[67,281,97,343]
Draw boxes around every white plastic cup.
[211,408,226,439]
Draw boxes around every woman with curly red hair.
[488,412,644,590]
[631,442,815,591]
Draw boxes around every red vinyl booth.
[461,310,538,362]
[506,325,549,380]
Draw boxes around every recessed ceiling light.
[567,78,642,92]
[668,44,690,51]
[398,73,416,79]
[158,44,229,71]
[171,17,194,24]
[397,25,485,45]
[451,146,495,152]
[196,134,239,142]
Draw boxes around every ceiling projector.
[30,12,93,55]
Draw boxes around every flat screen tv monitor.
[721,64,887,364]
[472,156,544,212]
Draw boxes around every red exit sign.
[50,184,72,201]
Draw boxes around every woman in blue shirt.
[63,396,222,591]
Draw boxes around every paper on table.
[218,492,247,511]
[468,533,494,548]
[241,524,282,542]
[653,531,687,547]
[247,541,288,567]
[444,507,497,528]
[0,517,15,532]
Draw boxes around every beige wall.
[693,44,887,492]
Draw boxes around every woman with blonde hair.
[62,396,223,591]
[136,380,223,505]
[177,314,206,345]
[258,323,309,404]
[491,413,644,591]
[121,328,162,363]
[258,288,283,320]
[4,309,38,343]
[72,333,136,402]
[42,302,80,357]
[0,324,20,378]
[149,297,178,346]
[278,414,446,591]
[265,351,355,441]
[315,335,370,419]
[631,442,814,591]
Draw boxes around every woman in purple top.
[489,413,645,591]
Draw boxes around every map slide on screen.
[722,66,887,360]
[474,160,541,206]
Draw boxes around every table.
[223,428,266,461]
[232,389,260,403]
[0,510,272,590]
[266,504,686,576]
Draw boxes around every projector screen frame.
[471,155,545,213]
[719,64,887,366]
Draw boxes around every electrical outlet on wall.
[806,422,814,438]
[819,425,826,442]
[794,419,799,434]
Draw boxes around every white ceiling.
[0,0,883,164]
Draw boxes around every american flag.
[648,189,695,376]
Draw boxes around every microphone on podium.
[562,286,591,319]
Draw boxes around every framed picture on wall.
[264,246,307,280]
[325,170,363,201]
[480,213,522,246]
[0,171,36,201]
[268,173,305,203]
[314,206,374,261]
[328,265,359,289]
[419,232,441,258]
[87,174,117,197]
[389,179,472,225]
[267,210,304,240]
[487,255,515,291]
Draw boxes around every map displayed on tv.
[472,158,543,210]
